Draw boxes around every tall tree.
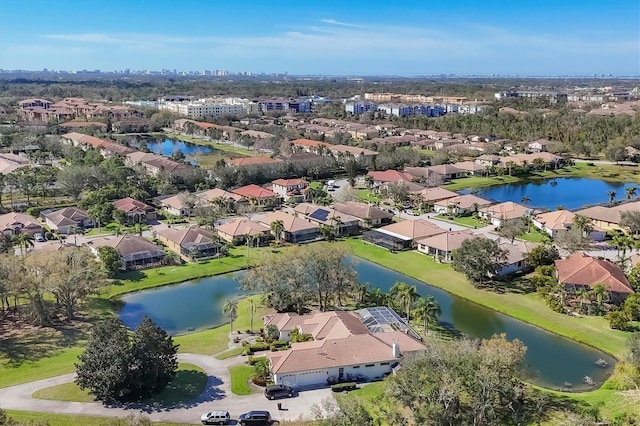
[620,211,640,235]
[11,232,34,256]
[129,316,179,398]
[497,218,528,243]
[223,299,238,332]
[98,246,123,277]
[452,238,508,287]
[413,296,441,334]
[554,228,591,254]
[75,318,133,402]
[572,214,593,237]
[607,190,617,204]
[389,281,418,320]
[270,219,284,244]
[626,186,638,200]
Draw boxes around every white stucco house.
[263,307,425,388]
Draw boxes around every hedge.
[244,342,270,354]
[248,356,267,366]
[331,382,357,392]
[26,202,77,218]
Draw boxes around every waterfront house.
[363,219,446,251]
[259,211,321,243]
[416,230,476,261]
[215,218,271,246]
[89,235,165,270]
[478,201,532,227]
[331,201,393,228]
[433,194,492,216]
[157,226,221,262]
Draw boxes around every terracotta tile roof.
[416,229,475,251]
[196,188,246,203]
[377,219,447,241]
[112,197,153,214]
[291,138,326,148]
[576,206,622,225]
[435,194,492,209]
[215,219,269,238]
[534,210,575,231]
[332,201,393,221]
[427,164,464,175]
[158,226,216,246]
[232,184,278,199]
[480,201,531,221]
[259,211,319,233]
[90,235,165,259]
[453,161,486,172]
[496,238,538,265]
[272,178,309,187]
[367,169,413,183]
[555,252,633,294]
[0,212,42,231]
[60,121,107,128]
[413,186,459,202]
[227,156,282,166]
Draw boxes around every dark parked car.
[238,410,272,425]
[264,384,295,400]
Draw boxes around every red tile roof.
[227,156,282,166]
[367,169,413,183]
[232,184,278,199]
[555,252,633,294]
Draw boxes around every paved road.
[0,353,334,424]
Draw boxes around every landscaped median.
[343,238,633,358]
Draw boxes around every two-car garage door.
[278,370,328,387]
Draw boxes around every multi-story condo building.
[494,91,568,104]
[158,97,258,119]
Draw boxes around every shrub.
[270,340,289,350]
[331,382,357,392]
[252,375,269,386]
[248,356,267,366]
[246,342,270,354]
[27,203,77,217]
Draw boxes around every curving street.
[0,353,334,424]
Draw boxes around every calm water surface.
[460,177,637,210]
[134,137,213,164]
[119,257,616,390]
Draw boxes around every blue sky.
[1,0,638,75]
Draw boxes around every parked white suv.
[201,410,231,425]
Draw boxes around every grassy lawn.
[358,189,382,203]
[31,363,207,405]
[335,382,391,426]
[343,239,630,358]
[435,214,484,228]
[174,295,270,355]
[215,347,245,360]
[229,364,256,395]
[443,163,640,191]
[4,410,189,426]
[0,345,84,389]
[103,247,249,298]
[518,228,551,243]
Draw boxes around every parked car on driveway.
[238,410,272,425]
[264,384,295,400]
[201,410,230,425]
[34,233,45,242]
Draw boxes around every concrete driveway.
[0,353,334,424]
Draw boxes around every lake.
[118,258,616,390]
[134,136,213,164]
[460,177,637,210]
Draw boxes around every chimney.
[392,342,401,358]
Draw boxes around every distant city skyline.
[1,0,638,76]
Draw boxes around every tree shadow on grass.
[106,370,226,412]
[115,270,146,282]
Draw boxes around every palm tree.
[575,287,589,313]
[607,190,617,204]
[223,299,238,333]
[389,281,418,321]
[520,195,531,206]
[626,186,638,200]
[572,214,593,237]
[329,216,343,238]
[12,232,34,256]
[248,298,256,333]
[413,296,441,334]
[589,283,608,310]
[270,220,284,245]
[611,233,634,262]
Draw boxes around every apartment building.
[159,97,258,119]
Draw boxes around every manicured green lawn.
[174,295,270,355]
[31,363,207,405]
[229,364,256,395]
[0,346,84,389]
[358,189,382,203]
[435,214,484,228]
[215,347,245,360]
[343,239,631,358]
[4,411,189,426]
[518,228,551,243]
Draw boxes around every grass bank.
[4,411,189,426]
[343,238,630,358]
[152,132,254,157]
[443,163,640,191]
[31,363,207,405]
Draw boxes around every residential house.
[89,235,165,270]
[157,193,196,217]
[227,156,282,167]
[555,252,634,304]
[293,203,360,236]
[416,230,476,261]
[575,201,640,233]
[452,161,487,176]
[331,201,393,228]
[497,239,538,275]
[411,186,459,204]
[196,187,247,212]
[157,226,222,261]
[403,167,444,185]
[532,210,606,241]
[363,219,446,251]
[367,170,413,186]
[264,307,425,387]
[112,197,156,224]
[433,194,492,216]
[41,207,93,234]
[426,164,465,181]
[0,212,44,236]
[215,219,271,246]
[271,179,310,202]
[232,184,281,208]
[478,201,532,227]
[527,139,549,153]
[475,154,501,167]
[259,211,321,243]
[125,151,191,176]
